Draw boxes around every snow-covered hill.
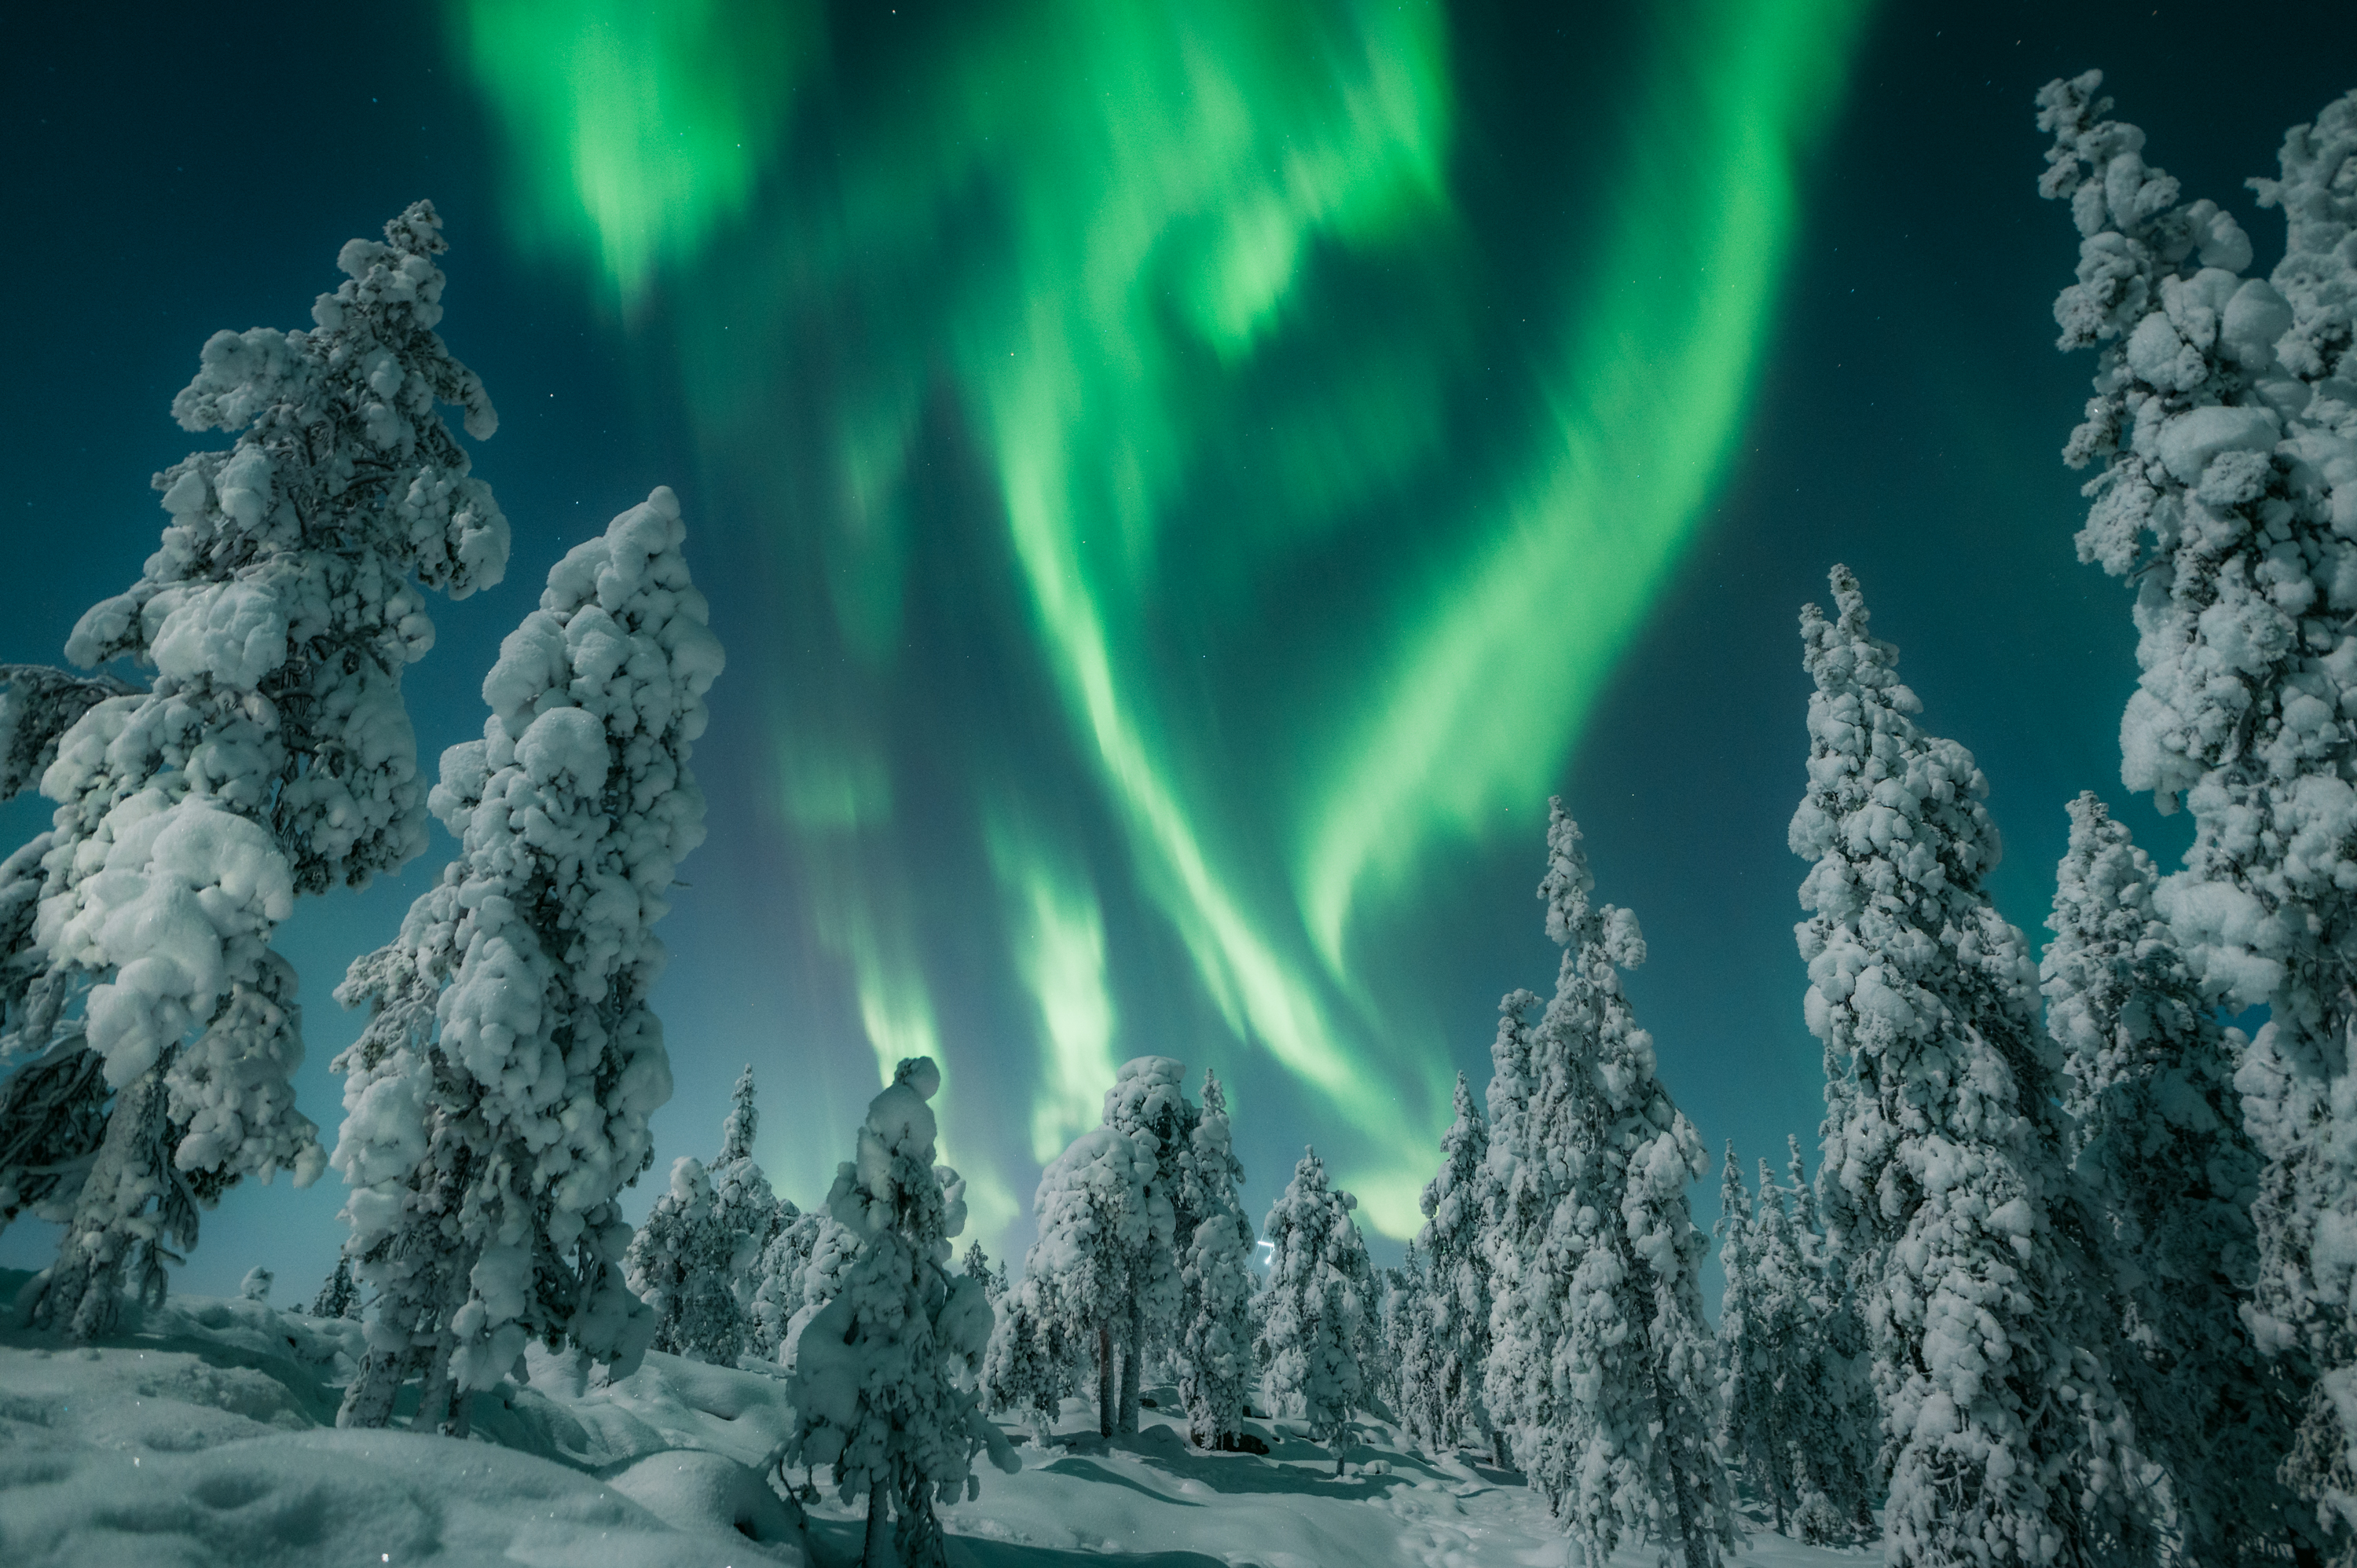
[0,1271,1874,1566]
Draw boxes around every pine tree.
[1098,1056,1197,1432]
[1477,988,1541,1470]
[1,202,508,1338]
[962,1240,995,1295]
[1378,1241,1427,1425]
[310,1254,361,1319]
[776,1057,1015,1568]
[331,488,721,1432]
[709,1064,787,1271]
[1022,1116,1172,1437]
[1714,1145,1776,1524]
[1753,1154,1879,1545]
[753,1209,852,1368]
[2038,73,2357,1544]
[1794,565,2147,1565]
[2044,792,2314,1561]
[1409,1070,1495,1459]
[1255,1146,1374,1475]
[982,1272,1073,1437]
[1515,801,1734,1568]
[625,1156,744,1364]
[1176,1068,1255,1449]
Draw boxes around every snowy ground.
[0,1270,1875,1567]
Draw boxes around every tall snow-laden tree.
[1410,1070,1497,1460]
[310,1254,361,1320]
[711,1064,787,1262]
[776,1057,1016,1568]
[2038,72,2357,1544]
[1751,1154,1879,1545]
[1794,565,2148,1566]
[1376,1241,1425,1423]
[1478,988,1542,1465]
[754,1209,854,1368]
[1099,1056,1197,1432]
[1176,1068,1255,1449]
[1513,801,1734,1568]
[1022,1116,1172,1437]
[0,202,508,1338]
[331,488,720,1433]
[1256,1146,1374,1475]
[1714,1145,1774,1522]
[2044,791,2315,1563]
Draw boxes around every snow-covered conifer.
[1375,1242,1424,1422]
[311,1255,360,1320]
[331,489,720,1432]
[625,1156,742,1365]
[2040,75,2357,1544]
[1477,990,1541,1467]
[1410,1070,1494,1460]
[983,1273,1073,1437]
[1176,1067,1254,1449]
[962,1241,994,1294]
[239,1266,273,1303]
[2044,792,2313,1561]
[1255,1146,1374,1475]
[1021,1112,1172,1437]
[1751,1155,1878,1544]
[1,203,507,1338]
[710,1064,786,1260]
[776,1057,1014,1568]
[1794,566,2147,1565]
[1100,1056,1197,1431]
[1508,802,1733,1568]
[1714,1145,1772,1514]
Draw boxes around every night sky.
[5,1,2352,1300]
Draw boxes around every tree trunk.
[895,1464,946,1568]
[1491,1429,1508,1470]
[862,1487,897,1568]
[1097,1322,1116,1437]
[1119,1295,1142,1436]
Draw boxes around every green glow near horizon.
[457,0,814,299]
[459,0,1872,1242]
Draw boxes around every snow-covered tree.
[1507,801,1733,1568]
[1793,565,2148,1566]
[1098,1056,1197,1431]
[1175,1067,1255,1449]
[310,1255,360,1320]
[0,202,507,1338]
[2044,791,2314,1562]
[1751,1153,1879,1545]
[1375,1241,1424,1422]
[982,1273,1074,1438]
[1410,1070,1496,1461]
[331,488,721,1433]
[775,1057,1015,1568]
[2038,73,2357,1544]
[626,1064,788,1365]
[1714,1145,1772,1514]
[1021,1115,1172,1437]
[1477,989,1541,1466]
[239,1265,273,1303]
[961,1241,995,1295]
[1255,1146,1374,1475]
[625,1157,740,1364]
[753,1208,853,1367]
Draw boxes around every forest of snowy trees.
[0,70,2354,1568]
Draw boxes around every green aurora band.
[456,0,1871,1241]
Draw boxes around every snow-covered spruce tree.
[961,1241,995,1295]
[983,1273,1074,1438]
[1406,1071,1495,1461]
[626,1063,787,1365]
[311,1255,360,1319]
[1475,989,1543,1470]
[1099,1056,1198,1431]
[1513,801,1735,1568]
[777,1057,1015,1568]
[1794,565,2149,1565]
[1379,1241,1426,1426]
[1750,1153,1879,1545]
[1176,1067,1255,1449]
[0,202,507,1339]
[624,1157,742,1365]
[1714,1145,1777,1523]
[1021,1114,1173,1437]
[332,488,720,1432]
[1255,1146,1374,1475]
[2038,73,2357,1542]
[2044,791,2314,1562]
[753,1208,851,1367]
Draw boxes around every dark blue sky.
[3,0,2351,1302]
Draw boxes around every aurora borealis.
[6,1,2354,1289]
